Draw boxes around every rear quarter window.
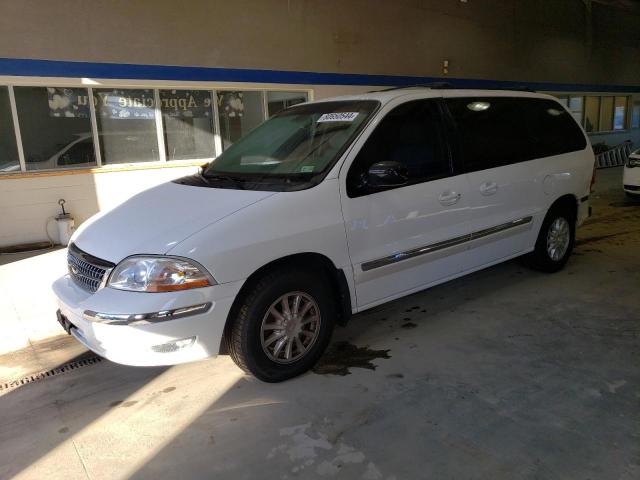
[445,97,587,173]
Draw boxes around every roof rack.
[369,83,536,93]
[372,82,452,92]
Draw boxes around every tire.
[524,205,575,273]
[625,191,640,200]
[224,268,336,382]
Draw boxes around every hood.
[72,181,276,262]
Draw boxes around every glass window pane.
[525,99,587,157]
[267,91,308,117]
[613,96,627,130]
[349,100,449,194]
[217,91,264,150]
[0,87,19,173]
[569,96,583,112]
[584,96,600,133]
[206,100,378,180]
[160,89,215,161]
[446,97,533,170]
[599,96,614,132]
[568,96,583,124]
[556,96,568,107]
[632,102,640,129]
[14,87,95,171]
[94,89,159,164]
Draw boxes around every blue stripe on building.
[1,57,639,93]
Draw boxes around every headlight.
[628,157,640,168]
[108,256,215,292]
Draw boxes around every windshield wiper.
[201,172,249,188]
[203,172,242,181]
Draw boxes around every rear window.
[445,97,587,172]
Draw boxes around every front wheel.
[224,268,336,382]
[524,206,575,273]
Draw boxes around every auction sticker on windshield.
[317,112,359,122]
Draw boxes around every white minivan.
[53,87,595,382]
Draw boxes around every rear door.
[442,96,542,270]
[340,98,471,308]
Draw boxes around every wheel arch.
[548,194,578,222]
[219,252,352,354]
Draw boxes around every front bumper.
[52,274,243,366]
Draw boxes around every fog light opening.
[151,336,196,353]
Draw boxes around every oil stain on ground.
[313,341,390,376]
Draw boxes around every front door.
[340,98,471,309]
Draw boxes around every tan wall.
[0,0,639,86]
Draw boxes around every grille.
[67,243,114,293]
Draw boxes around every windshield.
[203,100,379,186]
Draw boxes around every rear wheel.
[524,205,575,273]
[224,268,335,382]
[625,191,640,200]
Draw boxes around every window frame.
[0,80,312,176]
[346,98,455,199]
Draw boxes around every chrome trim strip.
[361,216,533,272]
[470,216,532,241]
[83,302,212,326]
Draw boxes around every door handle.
[439,191,461,206]
[480,181,498,196]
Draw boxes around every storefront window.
[599,96,614,132]
[584,96,600,133]
[632,102,640,129]
[266,91,308,117]
[160,89,215,161]
[0,87,19,173]
[568,96,583,124]
[217,91,264,150]
[613,96,627,130]
[14,87,95,171]
[94,89,159,164]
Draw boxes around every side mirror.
[365,161,409,188]
[198,162,210,175]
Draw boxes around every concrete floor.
[1,167,639,480]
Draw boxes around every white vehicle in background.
[0,133,96,173]
[623,148,640,198]
[53,87,595,382]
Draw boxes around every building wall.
[1,0,639,86]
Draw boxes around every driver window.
[347,99,450,197]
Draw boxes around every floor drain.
[0,355,103,394]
